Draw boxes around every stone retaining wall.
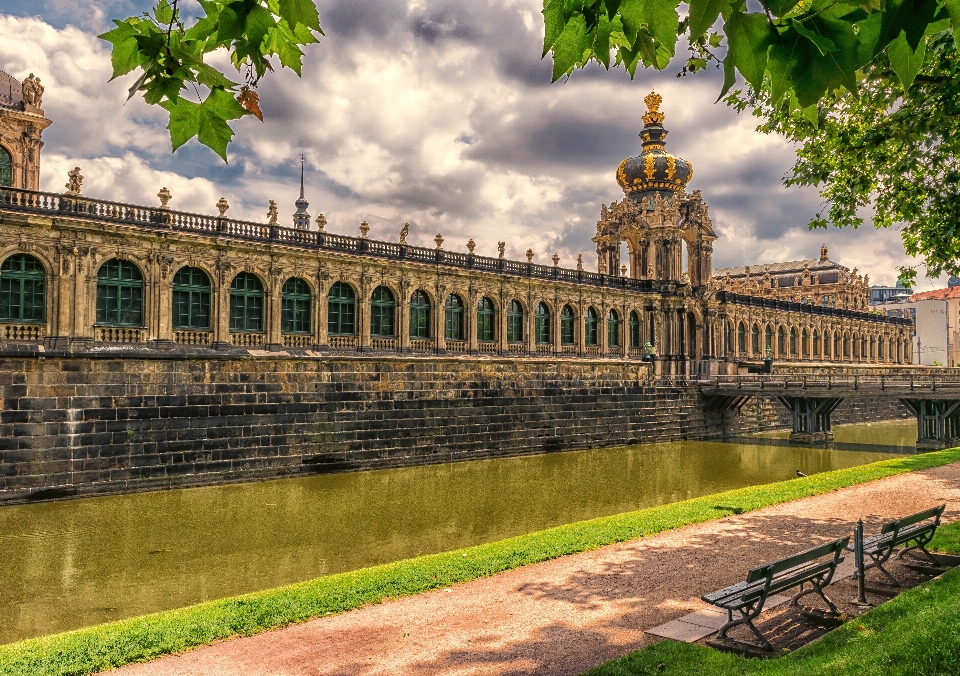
[0,353,913,504]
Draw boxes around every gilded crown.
[642,90,665,125]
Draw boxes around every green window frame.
[778,326,786,355]
[801,329,808,357]
[585,307,599,346]
[790,328,798,355]
[814,330,820,356]
[561,305,576,346]
[370,285,395,337]
[96,259,143,327]
[751,324,760,355]
[507,300,524,343]
[0,254,45,323]
[833,331,841,357]
[628,310,641,348]
[878,338,884,359]
[844,334,850,358]
[0,145,12,187]
[535,302,550,344]
[229,273,264,332]
[444,294,465,341]
[765,325,774,354]
[861,335,867,358]
[477,297,494,342]
[607,309,621,347]
[737,322,746,352]
[172,267,211,330]
[409,290,430,339]
[281,278,312,334]
[328,281,356,336]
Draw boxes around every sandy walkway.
[109,462,960,676]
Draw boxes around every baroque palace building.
[0,75,912,373]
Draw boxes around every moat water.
[0,420,917,644]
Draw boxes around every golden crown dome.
[616,90,692,200]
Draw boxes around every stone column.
[314,281,326,349]
[266,272,283,350]
[467,286,477,352]
[212,268,231,349]
[358,282,370,350]
[399,281,410,350]
[435,285,446,351]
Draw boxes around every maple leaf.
[237,86,264,122]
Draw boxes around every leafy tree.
[100,0,323,161]
[543,1,960,282]
[731,31,960,283]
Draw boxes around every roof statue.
[21,74,43,109]
[64,167,83,195]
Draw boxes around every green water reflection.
[0,421,913,644]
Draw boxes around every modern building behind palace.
[0,70,913,372]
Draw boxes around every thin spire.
[299,152,305,199]
[293,152,310,230]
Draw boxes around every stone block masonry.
[0,353,909,504]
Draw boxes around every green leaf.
[593,13,618,67]
[264,23,306,73]
[764,0,802,18]
[688,0,730,37]
[279,0,321,31]
[887,30,927,89]
[618,0,645,43]
[724,11,774,90]
[880,0,939,50]
[244,5,277,50]
[943,0,960,42]
[99,21,145,79]
[156,0,174,26]
[551,12,590,81]
[542,0,566,56]
[718,44,737,99]
[160,87,249,161]
[644,0,681,60]
[195,63,240,88]
[793,21,838,55]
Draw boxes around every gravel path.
[109,462,960,676]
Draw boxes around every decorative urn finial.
[552,253,560,267]
[157,186,172,209]
[467,238,476,254]
[435,233,444,249]
[526,248,534,262]
[315,214,326,231]
[359,220,370,238]
[216,196,229,216]
[616,90,693,203]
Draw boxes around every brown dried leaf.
[237,86,263,122]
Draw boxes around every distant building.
[874,287,960,366]
[870,282,912,306]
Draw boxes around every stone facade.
[0,70,50,191]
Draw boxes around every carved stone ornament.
[359,221,370,239]
[216,197,229,216]
[267,200,279,225]
[399,222,409,245]
[577,254,583,271]
[21,73,44,108]
[64,167,83,195]
[157,187,172,209]
[552,253,560,267]
[497,241,505,259]
[315,214,326,231]
[526,248,534,262]
[434,233,444,250]
[467,239,476,254]
[621,264,628,276]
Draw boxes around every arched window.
[96,259,143,327]
[328,281,356,335]
[853,334,859,358]
[861,335,867,359]
[765,324,773,355]
[477,297,495,342]
[409,290,430,339]
[0,145,12,187]
[790,327,798,356]
[0,254,44,322]
[801,328,808,357]
[751,324,760,355]
[737,322,746,353]
[173,267,211,329]
[370,285,395,337]
[833,331,841,358]
[777,325,786,355]
[878,337,885,360]
[281,278,312,334]
[444,294,465,341]
[230,272,264,332]
[724,321,733,356]
[843,333,850,358]
[507,300,524,343]
[870,337,875,359]
[585,307,600,346]
[629,310,641,348]
[607,309,621,347]
[535,302,551,344]
[562,305,576,345]
[813,330,820,357]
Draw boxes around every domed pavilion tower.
[0,70,51,191]
[594,90,715,287]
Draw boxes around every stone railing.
[282,334,313,348]
[230,332,264,347]
[174,330,211,345]
[535,344,553,354]
[507,343,527,353]
[371,337,399,350]
[716,291,912,327]
[1,323,45,341]
[329,335,358,349]
[446,340,467,352]
[96,326,144,343]
[477,341,497,353]
[561,345,578,354]
[409,339,433,351]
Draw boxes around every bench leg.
[717,602,772,651]
[897,540,937,564]
[790,579,839,613]
[864,552,900,587]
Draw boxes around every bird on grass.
[796,470,808,477]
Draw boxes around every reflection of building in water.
[0,83,913,371]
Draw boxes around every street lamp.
[643,340,653,361]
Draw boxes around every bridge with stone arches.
[683,370,960,449]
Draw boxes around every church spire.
[293,153,310,229]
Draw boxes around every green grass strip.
[584,529,960,676]
[3,448,959,676]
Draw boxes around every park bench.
[701,536,849,650]
[849,504,945,586]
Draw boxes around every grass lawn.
[583,512,960,675]
[1,448,958,676]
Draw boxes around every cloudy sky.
[0,0,941,288]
